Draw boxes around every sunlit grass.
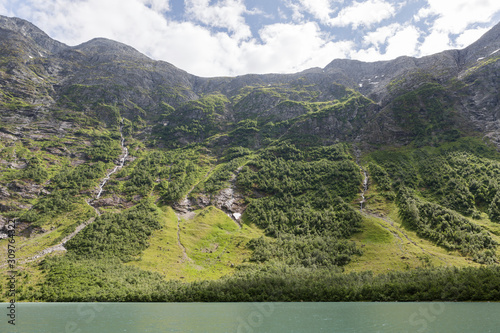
[346,187,480,275]
[127,205,265,282]
[126,205,185,279]
[180,206,264,281]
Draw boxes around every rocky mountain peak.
[0,15,68,54]
[461,21,500,64]
[321,23,500,103]
[74,37,151,62]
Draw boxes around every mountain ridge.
[1,14,499,150]
[2,15,500,97]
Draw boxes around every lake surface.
[2,302,500,332]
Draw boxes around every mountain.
[2,15,500,148]
[2,15,500,302]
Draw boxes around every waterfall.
[95,123,129,200]
[360,169,368,211]
[353,146,368,211]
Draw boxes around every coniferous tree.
[488,191,500,223]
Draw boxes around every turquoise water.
[1,302,500,332]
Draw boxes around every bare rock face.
[0,186,10,199]
[0,181,36,212]
[189,189,245,221]
[0,215,8,239]
[173,197,195,214]
[92,195,132,209]
[0,201,31,212]
[0,16,68,54]
[0,215,7,228]
[7,180,44,198]
[45,146,70,157]
[189,180,246,222]
[213,187,246,216]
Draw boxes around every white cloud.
[363,23,400,48]
[418,30,452,56]
[154,21,355,76]
[13,0,168,46]
[285,1,306,22]
[415,0,500,57]
[418,0,500,34]
[288,0,396,28]
[148,21,239,76]
[167,21,354,76]
[354,24,420,61]
[295,0,337,24]
[455,27,489,48]
[384,25,420,59]
[329,0,396,28]
[140,0,170,13]
[277,7,288,20]
[0,2,12,16]
[414,6,432,22]
[240,22,353,74]
[185,0,251,40]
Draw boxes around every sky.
[1,0,500,77]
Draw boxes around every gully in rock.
[360,169,368,211]
[353,147,368,211]
[95,123,129,200]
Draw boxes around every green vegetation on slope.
[366,138,500,263]
[22,263,500,302]
[65,199,162,261]
[397,187,497,263]
[3,19,500,303]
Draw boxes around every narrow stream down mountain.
[96,123,129,199]
[353,147,368,211]
[25,123,129,262]
[360,168,368,211]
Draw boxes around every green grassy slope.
[3,136,500,301]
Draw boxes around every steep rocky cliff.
[2,15,500,151]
